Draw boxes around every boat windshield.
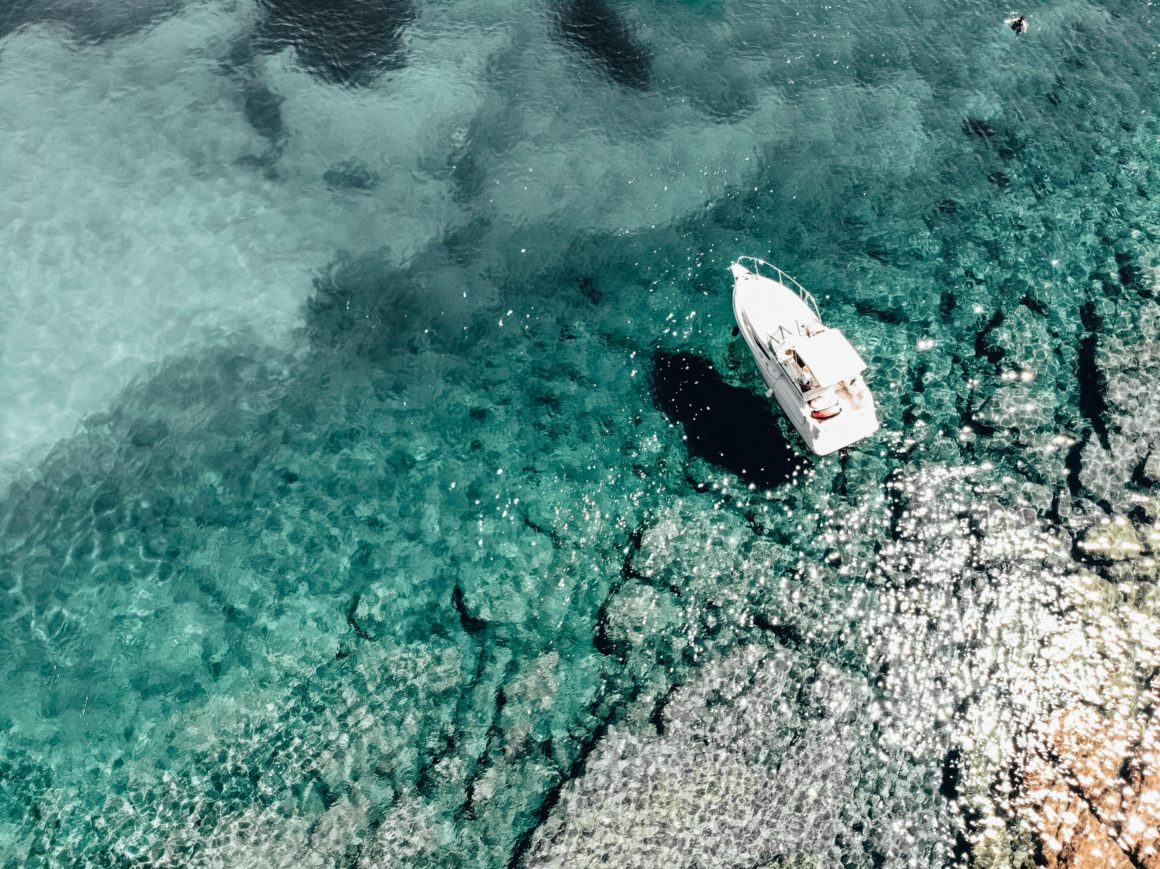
[793,329,866,388]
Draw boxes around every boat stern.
[794,379,881,455]
[810,407,880,455]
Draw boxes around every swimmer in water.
[1007,14,1028,34]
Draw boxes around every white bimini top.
[792,330,867,388]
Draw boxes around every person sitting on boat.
[1007,14,1027,33]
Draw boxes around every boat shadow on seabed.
[650,350,809,491]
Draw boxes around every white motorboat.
[729,256,879,456]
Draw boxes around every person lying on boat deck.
[1007,14,1027,33]
[791,351,817,391]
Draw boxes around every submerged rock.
[963,118,996,139]
[524,646,952,866]
[1075,505,1160,581]
[1077,515,1146,563]
[1019,700,1160,868]
[1073,306,1160,506]
[1144,450,1160,486]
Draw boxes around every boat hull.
[730,260,879,456]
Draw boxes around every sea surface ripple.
[2,0,1160,865]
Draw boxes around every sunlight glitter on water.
[4,0,1160,864]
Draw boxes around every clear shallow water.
[2,0,1160,865]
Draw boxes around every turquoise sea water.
[3,0,1160,864]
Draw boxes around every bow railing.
[734,256,820,320]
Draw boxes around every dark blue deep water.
[3,0,1160,865]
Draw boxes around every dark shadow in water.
[0,0,181,44]
[554,0,651,91]
[304,254,420,362]
[254,0,415,87]
[231,75,288,174]
[323,159,381,192]
[241,78,286,146]
[0,0,35,40]
[650,351,807,490]
[962,117,995,139]
[303,252,482,362]
[1077,301,1111,451]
